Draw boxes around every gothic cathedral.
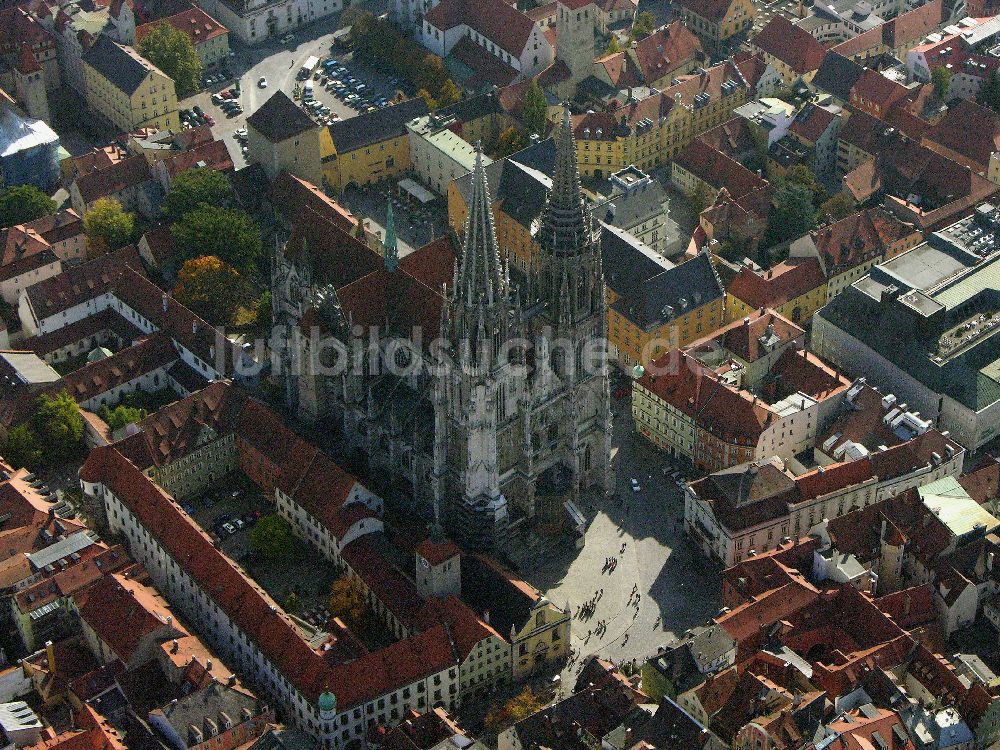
[272,109,614,551]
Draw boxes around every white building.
[407,113,490,197]
[196,0,341,45]
[420,0,553,80]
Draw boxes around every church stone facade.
[272,111,613,551]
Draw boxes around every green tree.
[416,88,437,110]
[414,54,449,98]
[3,424,42,469]
[250,514,293,561]
[162,168,234,221]
[485,687,544,732]
[631,11,656,39]
[83,198,135,255]
[522,78,547,136]
[605,35,622,54]
[0,185,56,228]
[979,71,1000,112]
[931,66,951,101]
[784,165,827,207]
[436,79,461,107]
[497,126,529,157]
[818,192,856,223]
[32,391,84,463]
[138,22,203,97]
[173,256,245,325]
[284,591,301,615]
[99,404,145,431]
[765,182,817,246]
[170,206,262,273]
[254,291,273,333]
[329,576,367,628]
[689,181,716,215]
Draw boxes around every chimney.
[192,321,197,334]
[45,640,55,672]
[171,639,179,653]
[904,593,911,615]
[162,293,168,312]
[206,659,212,671]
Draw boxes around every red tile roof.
[134,6,227,47]
[74,155,151,206]
[923,99,1000,171]
[80,444,459,708]
[726,257,826,310]
[424,0,537,57]
[674,138,768,198]
[752,16,825,74]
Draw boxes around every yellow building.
[605,236,724,368]
[725,257,827,325]
[509,593,571,681]
[322,98,428,192]
[674,0,754,48]
[573,59,749,179]
[447,154,542,276]
[750,16,826,84]
[82,36,179,133]
[246,92,322,185]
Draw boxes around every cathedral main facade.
[271,111,613,550]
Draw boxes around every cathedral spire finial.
[384,202,398,273]
[458,142,505,308]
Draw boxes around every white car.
[630,478,640,493]
[258,76,268,88]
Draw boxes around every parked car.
[204,115,215,126]
[630,478,641,492]
[211,93,224,105]
[221,522,237,536]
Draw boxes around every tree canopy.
[170,205,262,273]
[818,192,856,223]
[931,66,951,101]
[606,35,621,54]
[99,404,146,431]
[173,255,245,325]
[485,688,544,732]
[783,165,828,208]
[329,576,368,629]
[33,391,85,463]
[765,182,817,247]
[83,198,136,255]
[162,168,234,221]
[250,514,293,561]
[980,71,1000,112]
[496,127,529,157]
[631,11,656,39]
[3,425,42,470]
[522,79,547,136]
[0,185,56,228]
[138,22,203,97]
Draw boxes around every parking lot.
[176,21,401,168]
[187,475,340,622]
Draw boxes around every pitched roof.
[74,155,152,205]
[726,257,826,309]
[423,0,537,57]
[246,92,317,144]
[630,21,703,82]
[326,97,427,155]
[673,138,769,198]
[752,16,825,74]
[134,6,227,47]
[24,245,145,320]
[82,35,163,95]
[923,99,1000,171]
[811,51,864,101]
[79,442,460,708]
[674,0,737,23]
